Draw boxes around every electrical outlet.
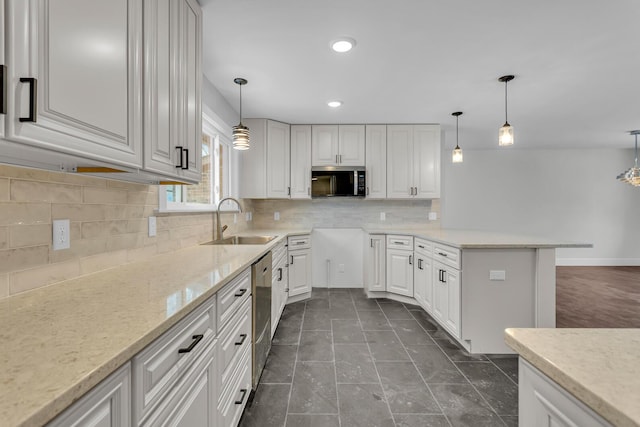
[274,212,280,221]
[148,216,157,237]
[245,212,252,221]
[52,219,70,250]
[380,212,386,221]
[428,212,438,221]
[338,263,345,273]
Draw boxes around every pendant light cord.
[239,84,243,125]
[635,134,638,168]
[456,115,459,146]
[504,80,508,124]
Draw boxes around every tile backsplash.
[0,164,249,299]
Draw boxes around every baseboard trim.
[556,258,640,266]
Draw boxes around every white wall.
[202,75,237,128]
[441,148,640,265]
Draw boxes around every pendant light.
[232,78,250,150]
[451,111,463,163]
[616,130,640,187]
[498,75,515,146]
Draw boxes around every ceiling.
[200,0,640,150]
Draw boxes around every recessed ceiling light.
[331,37,356,53]
[327,101,343,108]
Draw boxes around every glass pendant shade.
[452,145,463,163]
[232,124,250,150]
[499,123,514,146]
[617,131,640,187]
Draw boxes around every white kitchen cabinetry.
[290,125,311,199]
[387,125,440,199]
[365,125,386,198]
[288,234,312,298]
[271,240,289,337]
[413,239,433,312]
[386,235,414,297]
[312,124,365,166]
[143,0,202,183]
[519,358,612,427]
[5,0,143,168]
[432,244,461,339]
[47,363,131,427]
[239,119,291,199]
[364,234,386,292]
[0,0,5,139]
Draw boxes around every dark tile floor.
[239,288,518,427]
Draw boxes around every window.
[159,113,235,212]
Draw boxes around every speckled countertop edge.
[0,229,310,427]
[505,328,640,427]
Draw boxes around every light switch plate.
[380,212,386,221]
[148,216,157,237]
[52,219,70,250]
[428,212,438,221]
[489,270,506,281]
[274,212,280,221]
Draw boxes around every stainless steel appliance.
[251,251,272,389]
[311,166,366,197]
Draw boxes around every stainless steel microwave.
[311,166,366,197]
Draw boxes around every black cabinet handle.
[278,267,283,281]
[409,255,412,265]
[235,389,248,405]
[442,271,447,283]
[19,77,37,122]
[439,270,443,282]
[418,259,423,270]
[0,65,6,114]
[175,146,184,169]
[182,148,189,170]
[178,334,203,353]
[234,288,247,297]
[290,255,294,265]
[438,252,448,257]
[235,334,247,346]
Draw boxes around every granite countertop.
[505,328,640,427]
[364,227,592,249]
[0,229,309,427]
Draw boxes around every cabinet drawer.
[218,297,252,389]
[433,244,460,270]
[387,234,414,250]
[218,347,252,427]
[217,269,251,331]
[414,238,433,257]
[133,295,216,424]
[288,234,310,250]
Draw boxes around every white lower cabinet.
[519,358,612,427]
[364,234,386,292]
[386,235,414,297]
[288,235,312,298]
[432,260,461,339]
[47,363,131,427]
[413,239,433,312]
[271,240,289,337]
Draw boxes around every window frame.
[158,111,238,213]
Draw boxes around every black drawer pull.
[418,245,425,249]
[178,334,203,353]
[278,267,283,281]
[19,77,37,122]
[235,334,247,346]
[175,146,184,169]
[182,148,189,170]
[438,252,448,257]
[0,65,6,114]
[235,389,248,405]
[234,288,247,297]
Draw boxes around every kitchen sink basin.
[201,235,277,245]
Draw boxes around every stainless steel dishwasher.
[251,251,272,389]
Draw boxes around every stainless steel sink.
[201,235,277,245]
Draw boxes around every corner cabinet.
[4,0,143,168]
[385,235,414,297]
[143,0,202,183]
[413,239,434,312]
[239,119,291,199]
[311,124,365,166]
[288,234,312,298]
[387,125,441,199]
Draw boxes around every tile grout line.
[282,302,305,427]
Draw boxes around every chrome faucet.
[215,197,243,240]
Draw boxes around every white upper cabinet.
[312,124,365,166]
[0,0,5,139]
[143,0,202,183]
[290,125,311,199]
[365,125,386,198]
[387,124,440,199]
[5,0,143,168]
[238,118,291,199]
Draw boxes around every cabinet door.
[143,0,201,183]
[414,256,433,313]
[48,363,131,427]
[432,262,446,322]
[338,125,365,166]
[386,125,414,198]
[266,120,290,198]
[0,0,5,139]
[365,125,386,198]
[290,125,311,199]
[6,0,142,168]
[386,249,414,297]
[366,235,386,292]
[288,249,311,297]
[444,267,460,338]
[311,125,338,166]
[413,125,440,199]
